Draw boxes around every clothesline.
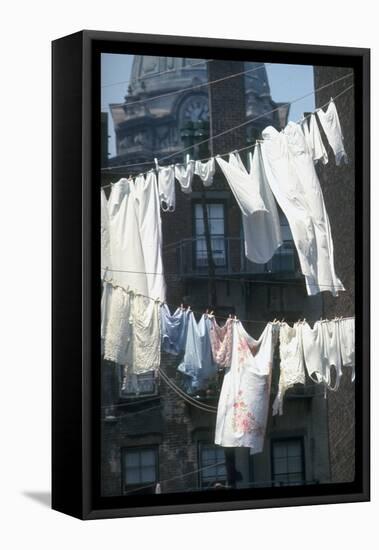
[101,74,354,177]
[102,62,271,110]
[102,266,352,291]
[101,58,213,89]
[101,277,353,324]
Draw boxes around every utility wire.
[102,62,271,110]
[101,58,212,89]
[101,74,354,175]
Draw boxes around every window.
[198,443,227,488]
[271,438,305,486]
[121,371,158,398]
[194,203,226,268]
[122,446,158,495]
[268,210,295,273]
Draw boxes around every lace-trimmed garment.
[272,323,305,416]
[101,188,111,280]
[131,294,161,375]
[209,317,233,369]
[103,286,133,365]
[215,322,278,454]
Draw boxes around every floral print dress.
[215,321,277,454]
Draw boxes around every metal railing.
[175,237,299,278]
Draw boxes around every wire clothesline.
[100,73,354,177]
[101,58,213,90]
[102,62,271,110]
[101,276,354,327]
[102,266,351,291]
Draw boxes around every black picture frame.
[52,30,370,520]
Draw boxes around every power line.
[102,62,271,110]
[101,58,212,89]
[101,76,354,175]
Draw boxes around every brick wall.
[314,66,355,482]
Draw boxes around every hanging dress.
[215,321,277,454]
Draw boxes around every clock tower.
[108,57,288,172]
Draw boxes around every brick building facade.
[100,57,354,497]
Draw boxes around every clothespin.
[154,158,159,171]
[180,303,184,309]
[210,310,214,316]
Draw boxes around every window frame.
[121,445,159,495]
[197,441,228,489]
[270,437,306,487]
[192,199,228,270]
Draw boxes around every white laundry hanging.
[156,160,176,212]
[217,150,283,264]
[272,323,305,416]
[246,144,283,263]
[175,156,195,194]
[106,178,149,296]
[338,317,355,381]
[100,280,113,355]
[316,98,348,166]
[129,293,161,375]
[101,188,111,280]
[215,321,277,454]
[261,121,345,296]
[320,319,343,392]
[301,320,343,396]
[301,114,328,165]
[103,285,133,366]
[105,174,166,301]
[134,172,166,302]
[194,157,216,187]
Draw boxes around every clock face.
[180,95,209,123]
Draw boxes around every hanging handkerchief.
[155,159,176,212]
[316,98,348,166]
[174,156,195,194]
[195,157,216,187]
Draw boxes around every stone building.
[100,56,353,497]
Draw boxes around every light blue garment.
[160,304,189,355]
[177,313,217,392]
